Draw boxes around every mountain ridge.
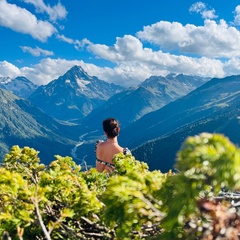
[119,75,240,148]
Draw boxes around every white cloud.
[23,0,67,21]
[234,5,240,26]
[0,0,56,41]
[88,40,225,80]
[87,35,147,63]
[223,58,240,76]
[20,46,54,57]
[201,9,217,19]
[0,61,21,78]
[189,2,218,19]
[189,2,205,13]
[56,34,91,50]
[136,20,240,58]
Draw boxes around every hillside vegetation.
[0,88,80,163]
[0,133,240,239]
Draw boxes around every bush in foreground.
[0,133,240,239]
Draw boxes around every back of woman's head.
[102,118,120,138]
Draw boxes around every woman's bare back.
[96,141,123,173]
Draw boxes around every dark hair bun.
[102,118,120,138]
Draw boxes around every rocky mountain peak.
[28,65,124,121]
[0,76,38,98]
[63,65,92,81]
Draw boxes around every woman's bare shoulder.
[95,140,105,152]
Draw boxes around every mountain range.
[77,74,209,133]
[71,71,209,166]
[128,75,240,171]
[1,66,240,172]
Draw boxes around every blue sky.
[1,0,240,87]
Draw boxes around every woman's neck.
[107,138,118,143]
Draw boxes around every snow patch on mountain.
[76,78,90,90]
[65,79,71,84]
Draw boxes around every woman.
[95,118,131,173]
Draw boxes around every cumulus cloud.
[87,35,148,63]
[20,46,54,57]
[23,0,67,21]
[0,0,56,41]
[136,20,240,58]
[88,35,225,80]
[189,2,218,19]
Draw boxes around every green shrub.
[1,133,240,239]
